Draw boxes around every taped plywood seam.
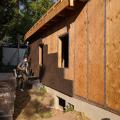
[73,16,76,96]
[104,0,107,107]
[86,3,89,100]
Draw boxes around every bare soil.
[14,88,89,120]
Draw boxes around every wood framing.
[24,0,70,40]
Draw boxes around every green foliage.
[64,103,74,112]
[31,99,52,118]
[0,0,54,44]
[39,86,47,96]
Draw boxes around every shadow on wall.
[28,1,88,96]
[39,64,46,82]
[40,45,73,97]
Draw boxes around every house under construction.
[24,0,120,120]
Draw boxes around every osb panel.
[44,33,57,54]
[42,37,48,45]
[57,27,67,68]
[39,46,42,65]
[58,36,62,68]
[106,0,120,112]
[87,0,105,105]
[64,23,75,80]
[74,5,88,98]
[30,40,39,76]
[42,23,74,81]
[56,23,75,80]
[42,45,73,96]
[57,27,67,37]
[50,32,57,53]
[46,36,51,54]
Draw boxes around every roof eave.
[24,0,88,41]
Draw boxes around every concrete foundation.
[45,86,120,120]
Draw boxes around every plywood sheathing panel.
[64,23,75,80]
[39,45,42,65]
[106,0,120,112]
[42,22,75,81]
[54,27,66,67]
[57,26,75,80]
[30,41,39,76]
[42,44,73,96]
[43,33,57,54]
[87,0,105,105]
[47,36,51,54]
[74,5,88,98]
[50,32,57,53]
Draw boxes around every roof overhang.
[24,0,88,41]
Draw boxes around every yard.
[14,87,89,120]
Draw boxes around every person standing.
[17,56,29,91]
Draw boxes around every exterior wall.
[29,40,40,76]
[106,0,120,112]
[29,12,76,96]
[41,15,76,96]
[74,0,105,105]
[74,1,88,99]
[87,0,105,105]
[74,0,120,114]
[29,0,120,115]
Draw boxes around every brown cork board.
[87,0,105,105]
[106,0,120,112]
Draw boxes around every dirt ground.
[14,88,89,120]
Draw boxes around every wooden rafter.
[24,0,87,41]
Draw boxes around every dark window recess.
[58,97,66,108]
[60,34,69,68]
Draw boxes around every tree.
[0,0,17,44]
[0,0,54,44]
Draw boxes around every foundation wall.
[46,86,120,120]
